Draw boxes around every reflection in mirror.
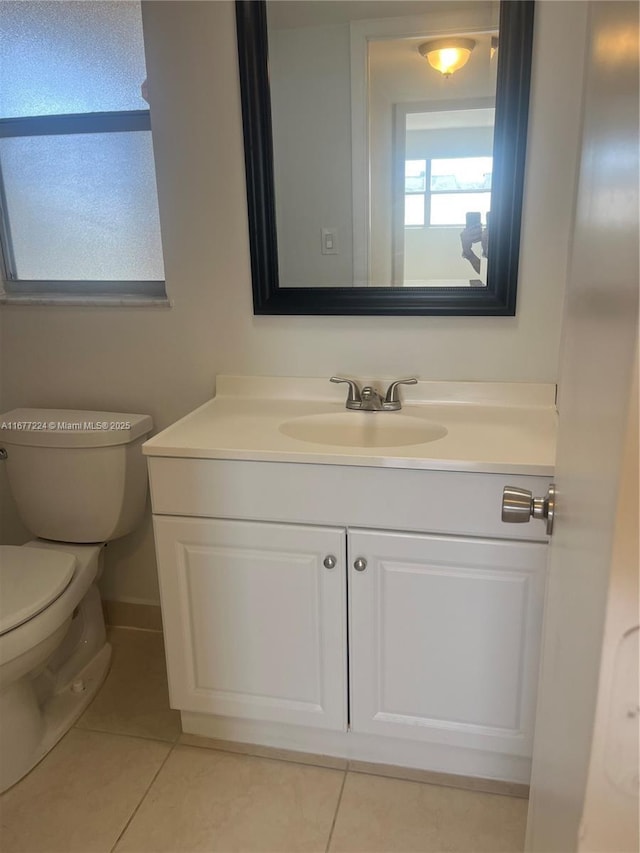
[393,102,495,288]
[268,2,499,289]
[367,24,498,290]
[236,0,534,314]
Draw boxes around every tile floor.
[0,628,528,853]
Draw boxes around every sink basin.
[279,412,447,448]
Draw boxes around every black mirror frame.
[235,0,534,316]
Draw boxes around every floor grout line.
[108,739,178,853]
[72,721,181,746]
[177,738,347,773]
[324,769,348,853]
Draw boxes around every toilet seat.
[0,546,76,636]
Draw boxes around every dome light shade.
[418,38,477,77]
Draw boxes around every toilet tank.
[0,409,153,543]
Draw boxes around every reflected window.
[404,160,426,226]
[404,156,492,227]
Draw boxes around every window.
[404,156,492,228]
[404,160,427,227]
[0,1,166,302]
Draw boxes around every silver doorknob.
[502,484,556,535]
[353,558,367,572]
[323,555,337,569]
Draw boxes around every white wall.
[0,0,587,604]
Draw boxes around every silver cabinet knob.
[502,484,556,535]
[323,555,337,569]
[353,557,368,572]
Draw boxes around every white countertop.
[143,376,557,475]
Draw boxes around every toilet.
[0,408,153,792]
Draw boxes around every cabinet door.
[349,529,547,756]
[154,516,347,731]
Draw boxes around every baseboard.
[102,599,163,631]
[180,711,531,793]
[179,731,529,798]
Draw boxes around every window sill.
[0,293,172,308]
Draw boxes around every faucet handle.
[383,378,418,409]
[330,376,362,406]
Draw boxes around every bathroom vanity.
[143,377,556,783]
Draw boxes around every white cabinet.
[153,516,347,731]
[348,529,546,756]
[148,458,550,781]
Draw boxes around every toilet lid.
[0,546,76,635]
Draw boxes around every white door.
[348,528,547,756]
[525,2,639,850]
[154,516,347,731]
[578,357,638,853]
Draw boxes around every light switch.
[321,228,338,255]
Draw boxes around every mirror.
[236,0,534,315]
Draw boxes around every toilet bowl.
[0,542,108,791]
[0,408,153,792]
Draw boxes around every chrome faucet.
[330,377,362,409]
[382,378,419,410]
[359,385,384,411]
[331,377,417,411]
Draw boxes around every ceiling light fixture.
[418,38,477,78]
